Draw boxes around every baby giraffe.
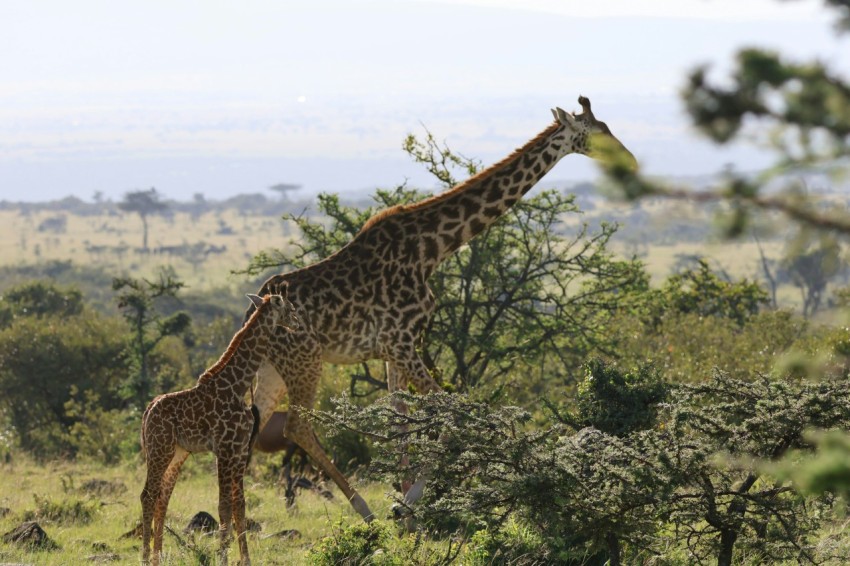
[140,284,298,566]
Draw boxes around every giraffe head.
[247,282,299,332]
[551,96,638,171]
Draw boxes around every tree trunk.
[141,214,149,251]
[717,529,737,566]
[606,532,621,566]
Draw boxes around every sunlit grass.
[0,454,400,565]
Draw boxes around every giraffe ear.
[552,107,577,127]
[246,294,264,308]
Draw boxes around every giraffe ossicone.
[248,97,636,522]
[139,284,297,566]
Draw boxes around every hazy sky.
[2,0,847,201]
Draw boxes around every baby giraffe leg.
[153,448,188,561]
[217,460,237,566]
[140,472,162,565]
[231,468,251,565]
[141,446,173,566]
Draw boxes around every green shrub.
[307,520,400,566]
[569,358,668,436]
[64,387,141,465]
[464,520,546,565]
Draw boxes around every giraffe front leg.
[386,361,414,495]
[231,468,251,566]
[387,348,440,512]
[217,460,236,566]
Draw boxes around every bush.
[613,310,801,383]
[568,358,668,436]
[464,520,547,566]
[63,388,141,465]
[307,520,399,566]
[0,309,126,458]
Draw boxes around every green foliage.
[426,189,644,394]
[317,392,669,563]
[775,321,850,380]
[648,259,769,328]
[307,520,400,566]
[782,231,845,318]
[609,261,797,383]
[565,359,667,437]
[0,304,126,458]
[464,520,546,566]
[615,310,802,383]
[661,372,850,565]
[112,267,192,407]
[0,281,83,328]
[320,369,850,565]
[768,430,850,499]
[402,127,481,186]
[0,261,118,313]
[685,48,850,151]
[63,387,139,465]
[602,4,850,236]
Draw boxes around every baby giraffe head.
[551,95,638,172]
[247,282,299,332]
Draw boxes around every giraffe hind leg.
[153,447,189,560]
[285,359,374,522]
[141,444,177,566]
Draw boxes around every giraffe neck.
[360,120,574,274]
[198,303,273,398]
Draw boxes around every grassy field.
[0,208,298,291]
[0,204,800,292]
[0,197,837,563]
[0,454,414,565]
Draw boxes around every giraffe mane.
[358,120,561,233]
[198,294,271,384]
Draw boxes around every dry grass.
[0,209,297,290]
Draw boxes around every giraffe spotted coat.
[248,97,637,521]
[140,287,298,566]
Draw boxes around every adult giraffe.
[247,96,636,522]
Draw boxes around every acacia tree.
[781,232,845,318]
[315,367,850,565]
[239,133,644,397]
[268,182,302,201]
[118,188,168,251]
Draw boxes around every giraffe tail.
[139,401,155,464]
